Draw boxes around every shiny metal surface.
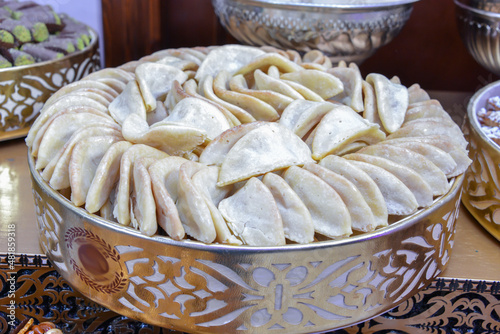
[212,0,417,64]
[0,30,100,142]
[455,0,500,76]
[0,138,41,254]
[456,0,500,13]
[29,148,464,333]
[462,81,500,242]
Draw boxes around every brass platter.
[0,30,100,142]
[29,150,465,334]
[463,80,500,242]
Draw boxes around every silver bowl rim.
[29,149,464,254]
[454,0,500,18]
[0,28,98,74]
[467,80,500,151]
[214,0,419,10]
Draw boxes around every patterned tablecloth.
[1,243,499,333]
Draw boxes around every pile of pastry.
[26,45,471,246]
[0,0,92,67]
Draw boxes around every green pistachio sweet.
[11,11,23,20]
[9,49,36,66]
[0,57,12,68]
[81,33,90,46]
[65,41,75,53]
[0,4,90,67]
[53,12,61,25]
[0,30,14,45]
[13,53,35,66]
[32,22,49,42]
[12,25,31,43]
[75,36,84,50]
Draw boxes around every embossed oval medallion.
[65,227,127,294]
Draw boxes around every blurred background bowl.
[0,30,100,142]
[455,0,500,76]
[462,80,500,242]
[211,0,418,65]
[458,0,500,13]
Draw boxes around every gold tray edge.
[0,127,30,142]
[461,193,500,243]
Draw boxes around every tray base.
[1,253,499,333]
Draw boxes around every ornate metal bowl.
[211,0,418,64]
[29,150,464,333]
[455,0,500,76]
[0,30,100,142]
[462,80,500,242]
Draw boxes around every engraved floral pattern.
[0,255,118,334]
[32,188,66,272]
[464,136,500,223]
[363,279,500,334]
[113,202,460,333]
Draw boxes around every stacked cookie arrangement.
[0,0,92,67]
[26,44,472,246]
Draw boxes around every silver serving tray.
[29,151,464,333]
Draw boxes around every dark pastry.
[0,0,92,68]
[3,1,38,12]
[16,5,63,33]
[56,32,85,50]
[0,18,31,44]
[0,53,12,68]
[0,28,14,48]
[19,18,49,42]
[60,14,90,46]
[22,42,63,61]
[38,36,76,54]
[8,47,35,65]
[0,7,10,21]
